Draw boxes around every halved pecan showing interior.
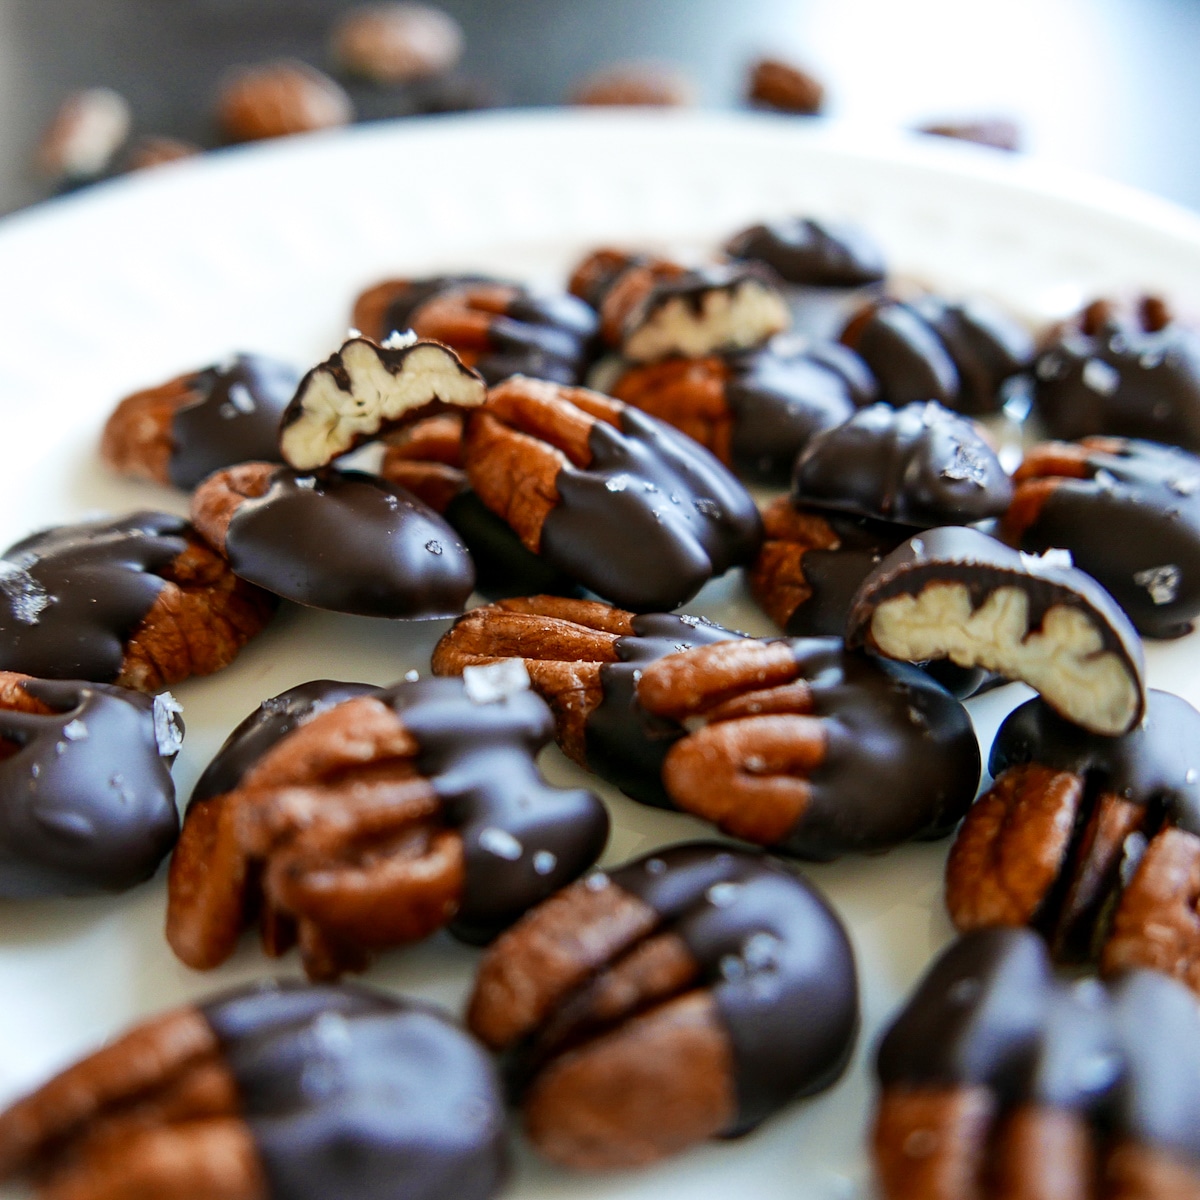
[0,979,507,1200]
[467,842,857,1170]
[166,675,607,980]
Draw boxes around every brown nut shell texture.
[461,377,762,611]
[0,979,507,1200]
[166,675,607,980]
[0,512,274,692]
[873,927,1200,1200]
[468,842,858,1170]
[847,526,1146,737]
[946,689,1200,999]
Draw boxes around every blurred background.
[3,0,1200,215]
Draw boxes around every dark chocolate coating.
[169,355,299,490]
[792,402,1013,527]
[724,216,887,287]
[442,490,583,601]
[203,979,507,1200]
[773,639,981,859]
[1013,438,1200,638]
[843,297,1032,416]
[637,262,782,330]
[611,843,859,1134]
[1033,315,1200,450]
[190,679,380,805]
[224,468,475,618]
[877,928,1200,1165]
[379,677,609,943]
[539,406,763,611]
[990,690,1200,835]
[0,511,187,683]
[724,338,876,482]
[845,527,1146,724]
[381,274,499,333]
[0,678,179,896]
[586,613,744,808]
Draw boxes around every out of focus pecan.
[570,61,695,107]
[746,57,825,115]
[214,60,353,143]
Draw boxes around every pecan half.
[214,60,353,143]
[167,676,606,980]
[746,57,825,115]
[460,376,762,611]
[467,843,857,1170]
[570,61,695,107]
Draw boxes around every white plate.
[2,110,1200,1200]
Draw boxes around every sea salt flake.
[226,382,256,414]
[61,719,88,742]
[605,474,631,493]
[152,692,185,756]
[404,669,420,683]
[294,476,317,489]
[0,561,50,625]
[478,827,523,861]
[381,329,418,350]
[1133,563,1180,605]
[693,497,721,517]
[1020,548,1073,573]
[462,659,531,705]
[1171,475,1200,496]
[941,442,988,485]
[1081,357,1120,396]
[532,850,557,875]
[425,539,443,555]
[706,881,741,908]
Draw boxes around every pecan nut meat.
[278,335,486,471]
[467,842,858,1170]
[0,979,507,1200]
[873,927,1200,1199]
[0,672,181,896]
[190,462,475,618]
[461,376,762,611]
[847,526,1146,737]
[946,689,1200,996]
[166,675,608,980]
[1002,436,1200,638]
[102,354,299,489]
[0,512,275,692]
[1033,295,1200,451]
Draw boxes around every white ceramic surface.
[1,110,1200,1200]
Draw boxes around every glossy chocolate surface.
[1012,438,1200,638]
[224,468,475,618]
[0,678,179,896]
[725,338,875,481]
[190,679,379,805]
[991,689,1200,835]
[381,274,499,334]
[379,677,608,943]
[0,511,187,682]
[1033,313,1200,450]
[724,216,886,287]
[877,927,1200,1162]
[610,843,858,1133]
[540,405,762,611]
[586,612,744,808]
[203,979,507,1200]
[169,354,298,489]
[792,402,1012,527]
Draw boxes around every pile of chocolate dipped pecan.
[2,212,1200,1199]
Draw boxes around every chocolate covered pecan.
[468,843,858,1169]
[278,334,485,470]
[848,526,1146,736]
[873,927,1200,1200]
[841,295,1033,415]
[0,673,181,895]
[102,354,299,489]
[947,689,1200,995]
[1033,295,1200,450]
[568,249,789,362]
[0,512,274,691]
[1003,436,1200,638]
[792,401,1013,527]
[331,3,465,85]
[352,278,599,386]
[166,675,608,979]
[725,216,886,289]
[460,377,762,611]
[746,56,826,114]
[215,60,353,143]
[190,463,475,618]
[0,978,507,1200]
[609,336,875,481]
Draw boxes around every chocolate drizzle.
[611,843,859,1133]
[0,512,187,682]
[224,468,475,618]
[540,406,763,611]
[169,354,298,489]
[379,677,609,943]
[586,613,743,808]
[791,402,1012,527]
[203,979,508,1200]
[0,678,179,896]
[724,217,887,287]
